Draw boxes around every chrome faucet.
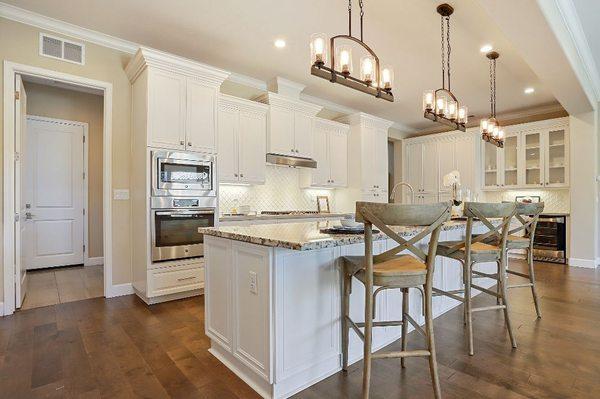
[390,182,415,204]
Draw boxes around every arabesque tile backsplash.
[483,189,570,213]
[218,165,335,214]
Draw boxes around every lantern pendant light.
[480,51,504,148]
[310,0,394,102]
[422,4,468,131]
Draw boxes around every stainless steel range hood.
[266,153,317,169]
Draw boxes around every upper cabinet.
[300,118,349,188]
[126,47,230,153]
[482,118,569,190]
[256,93,322,159]
[218,95,268,185]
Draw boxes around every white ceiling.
[5,0,559,130]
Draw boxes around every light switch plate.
[113,189,130,200]
[249,271,258,295]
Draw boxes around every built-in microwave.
[151,197,216,262]
[152,150,216,197]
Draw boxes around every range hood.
[266,153,317,169]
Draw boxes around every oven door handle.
[156,211,215,217]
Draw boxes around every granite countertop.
[200,219,474,251]
[219,212,352,222]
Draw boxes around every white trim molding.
[537,0,600,108]
[108,283,134,298]
[85,257,104,267]
[0,2,138,54]
[0,302,4,316]
[568,257,597,268]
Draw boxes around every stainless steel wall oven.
[152,150,216,197]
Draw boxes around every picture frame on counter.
[317,196,330,213]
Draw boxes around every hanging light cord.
[446,15,451,92]
[441,15,445,90]
[489,57,497,117]
[348,0,352,36]
[359,0,365,42]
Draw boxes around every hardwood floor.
[21,265,104,310]
[1,260,598,398]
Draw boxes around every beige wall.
[0,18,133,300]
[24,82,104,258]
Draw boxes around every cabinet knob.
[234,173,238,177]
[188,142,192,147]
[240,174,244,178]
[180,140,184,146]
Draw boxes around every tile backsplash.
[218,165,335,214]
[483,189,570,213]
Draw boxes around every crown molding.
[537,0,600,107]
[218,93,268,114]
[314,117,350,133]
[228,72,268,91]
[0,2,138,54]
[336,112,395,131]
[255,92,323,116]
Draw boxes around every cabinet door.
[238,111,267,184]
[374,129,389,190]
[544,128,569,187]
[455,135,474,191]
[422,141,438,193]
[502,133,519,188]
[217,107,239,183]
[311,126,330,186]
[438,140,455,192]
[186,78,217,153]
[294,113,314,158]
[363,189,387,203]
[268,107,295,156]
[522,130,544,187]
[329,130,348,187]
[406,143,423,192]
[148,69,186,149]
[483,141,500,189]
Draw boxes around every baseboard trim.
[84,256,104,266]
[568,257,597,268]
[108,283,134,298]
[0,302,4,316]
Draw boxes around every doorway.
[3,62,114,316]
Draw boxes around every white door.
[26,117,85,269]
[268,107,295,156]
[217,106,239,183]
[293,112,313,158]
[15,75,28,307]
[329,130,348,187]
[148,69,186,150]
[186,78,217,153]
[238,110,266,184]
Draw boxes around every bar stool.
[495,202,545,318]
[341,201,452,399]
[434,202,517,356]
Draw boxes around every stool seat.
[343,255,427,287]
[479,234,530,250]
[437,240,501,262]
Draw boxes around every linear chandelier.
[310,0,394,102]
[422,3,468,131]
[480,51,504,148]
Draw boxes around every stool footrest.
[471,283,502,298]
[372,349,430,359]
[356,320,404,328]
[507,269,530,279]
[404,313,426,337]
[508,283,533,289]
[346,316,365,341]
[432,287,465,302]
[472,304,506,313]
[472,270,499,279]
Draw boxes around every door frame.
[25,114,91,268]
[3,61,114,315]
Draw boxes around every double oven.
[151,150,216,262]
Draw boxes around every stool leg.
[424,282,441,398]
[465,262,474,356]
[461,260,467,326]
[400,288,409,368]
[528,249,542,318]
[342,273,351,371]
[498,259,517,349]
[362,288,374,398]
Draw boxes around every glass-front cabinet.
[481,118,569,190]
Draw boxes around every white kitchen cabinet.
[362,127,388,191]
[301,118,349,188]
[218,94,268,185]
[406,141,438,194]
[258,93,322,159]
[147,69,187,149]
[543,127,569,187]
[186,77,217,153]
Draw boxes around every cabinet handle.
[240,174,244,178]
[177,276,197,282]
[180,140,184,146]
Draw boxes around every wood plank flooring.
[0,260,598,398]
[21,265,103,310]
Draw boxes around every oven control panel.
[172,198,199,208]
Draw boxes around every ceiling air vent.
[39,33,85,65]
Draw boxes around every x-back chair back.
[507,202,545,246]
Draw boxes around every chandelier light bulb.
[480,119,488,133]
[498,130,505,140]
[436,97,446,116]
[360,56,374,84]
[337,46,353,75]
[423,90,434,111]
[458,106,467,124]
[310,33,328,65]
[447,101,457,120]
[381,65,394,90]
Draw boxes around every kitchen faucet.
[390,182,415,204]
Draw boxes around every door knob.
[25,212,33,220]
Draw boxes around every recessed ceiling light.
[524,87,535,94]
[274,39,286,48]
[480,44,493,53]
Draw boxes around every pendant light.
[480,51,504,148]
[310,0,394,102]
[422,4,467,131]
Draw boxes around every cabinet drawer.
[149,264,204,298]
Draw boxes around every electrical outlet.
[249,271,258,295]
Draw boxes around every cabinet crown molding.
[336,112,394,131]
[314,117,350,133]
[126,47,230,85]
[219,94,268,115]
[255,92,322,116]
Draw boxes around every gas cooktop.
[260,210,320,216]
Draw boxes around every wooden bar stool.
[434,202,517,356]
[341,201,452,399]
[496,202,545,318]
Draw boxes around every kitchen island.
[201,220,498,399]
